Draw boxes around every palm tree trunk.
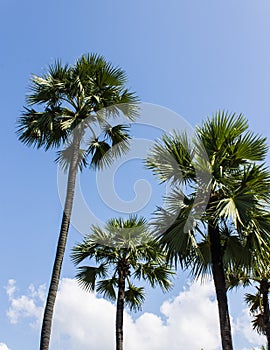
[116,271,125,350]
[261,279,270,349]
[40,134,81,350]
[208,221,233,350]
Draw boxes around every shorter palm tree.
[227,251,270,348]
[71,215,174,350]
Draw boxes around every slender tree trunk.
[40,134,81,350]
[208,221,233,350]
[116,271,125,350]
[261,279,270,349]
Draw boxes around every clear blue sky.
[1,1,270,349]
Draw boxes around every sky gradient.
[1,1,270,349]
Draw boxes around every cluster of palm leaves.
[17,54,270,350]
[71,216,173,350]
[146,111,270,350]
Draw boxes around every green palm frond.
[134,263,174,292]
[17,107,71,150]
[86,123,131,170]
[88,139,111,169]
[107,215,147,229]
[198,111,268,176]
[226,269,251,290]
[71,240,98,265]
[71,229,116,265]
[96,278,117,302]
[104,124,130,146]
[188,239,212,280]
[223,235,249,266]
[241,279,270,338]
[75,264,108,292]
[232,131,268,161]
[251,314,266,335]
[146,131,196,185]
[197,111,248,157]
[27,61,70,107]
[55,145,88,172]
[151,200,198,265]
[125,284,145,311]
[245,291,262,312]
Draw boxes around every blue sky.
[1,1,270,349]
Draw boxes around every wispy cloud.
[5,279,45,327]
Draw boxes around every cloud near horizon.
[5,278,265,350]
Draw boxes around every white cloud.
[6,278,221,350]
[5,277,265,350]
[54,279,221,350]
[5,279,16,299]
[5,279,44,327]
[0,343,10,350]
[235,307,265,348]
[158,281,220,349]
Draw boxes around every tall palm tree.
[71,215,174,350]
[17,53,138,350]
[146,111,270,350]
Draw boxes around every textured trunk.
[116,271,125,350]
[40,133,81,350]
[261,279,270,349]
[208,221,233,350]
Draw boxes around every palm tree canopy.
[71,215,174,311]
[146,111,270,270]
[17,53,139,168]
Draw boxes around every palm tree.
[227,250,270,348]
[17,53,138,350]
[71,215,174,350]
[146,111,270,350]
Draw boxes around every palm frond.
[125,284,145,311]
[17,107,70,150]
[104,124,131,146]
[232,131,268,162]
[251,314,266,335]
[75,264,108,292]
[55,145,88,172]
[146,131,196,185]
[188,239,212,280]
[71,231,108,265]
[96,278,117,301]
[27,61,70,107]
[151,199,198,265]
[198,111,248,158]
[87,123,131,170]
[87,139,111,169]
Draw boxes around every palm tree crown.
[71,215,174,350]
[17,53,138,166]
